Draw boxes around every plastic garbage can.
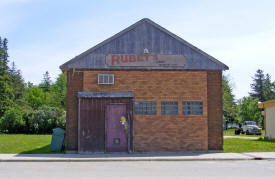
[50,128,65,152]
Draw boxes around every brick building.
[60,18,228,153]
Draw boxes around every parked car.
[227,123,239,129]
[241,121,262,135]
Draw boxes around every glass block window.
[182,101,203,115]
[134,101,157,115]
[161,101,178,115]
[98,74,114,84]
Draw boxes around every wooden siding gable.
[60,18,228,70]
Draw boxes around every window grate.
[134,101,157,115]
[98,74,114,84]
[182,101,203,115]
[161,101,178,115]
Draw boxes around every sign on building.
[106,54,186,67]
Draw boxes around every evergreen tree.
[250,69,275,102]
[40,71,52,92]
[0,37,14,117]
[264,73,275,100]
[0,37,9,74]
[9,62,25,100]
[250,69,266,102]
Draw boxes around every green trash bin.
[50,128,65,152]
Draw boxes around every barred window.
[98,74,114,84]
[161,101,178,115]
[134,101,157,115]
[182,101,203,115]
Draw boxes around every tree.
[9,62,25,100]
[263,73,275,100]
[49,73,66,109]
[0,37,9,74]
[238,97,262,125]
[26,86,50,110]
[40,71,52,92]
[250,69,265,102]
[222,75,237,127]
[250,69,275,102]
[0,36,67,134]
[0,37,14,117]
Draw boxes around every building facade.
[60,18,228,153]
[258,100,275,139]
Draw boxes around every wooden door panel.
[106,104,127,152]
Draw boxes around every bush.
[28,106,65,134]
[0,105,25,133]
[22,108,35,134]
[0,105,65,134]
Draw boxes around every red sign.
[106,54,186,67]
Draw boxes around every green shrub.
[0,105,25,133]
[0,105,65,134]
[28,106,65,134]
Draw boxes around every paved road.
[1,160,275,179]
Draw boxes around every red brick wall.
[207,71,223,150]
[82,70,209,152]
[65,70,83,152]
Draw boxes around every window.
[134,101,157,115]
[245,121,256,125]
[182,101,203,115]
[161,101,178,115]
[98,74,114,84]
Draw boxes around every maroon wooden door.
[106,104,128,152]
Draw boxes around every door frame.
[105,103,131,153]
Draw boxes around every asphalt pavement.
[1,160,275,179]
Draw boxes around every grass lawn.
[0,134,63,154]
[1,134,275,154]
[224,138,275,153]
[223,129,265,138]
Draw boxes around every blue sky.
[1,0,275,99]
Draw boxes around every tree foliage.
[0,36,66,134]
[250,69,275,102]
[26,86,50,110]
[49,73,66,109]
[222,75,237,125]
[0,105,25,133]
[238,97,262,125]
[40,71,52,92]
[9,62,25,101]
[0,37,14,117]
[28,106,65,134]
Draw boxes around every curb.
[0,157,269,162]
[1,152,275,162]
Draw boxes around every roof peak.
[60,18,228,70]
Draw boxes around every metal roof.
[60,18,228,71]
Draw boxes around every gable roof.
[60,18,228,70]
